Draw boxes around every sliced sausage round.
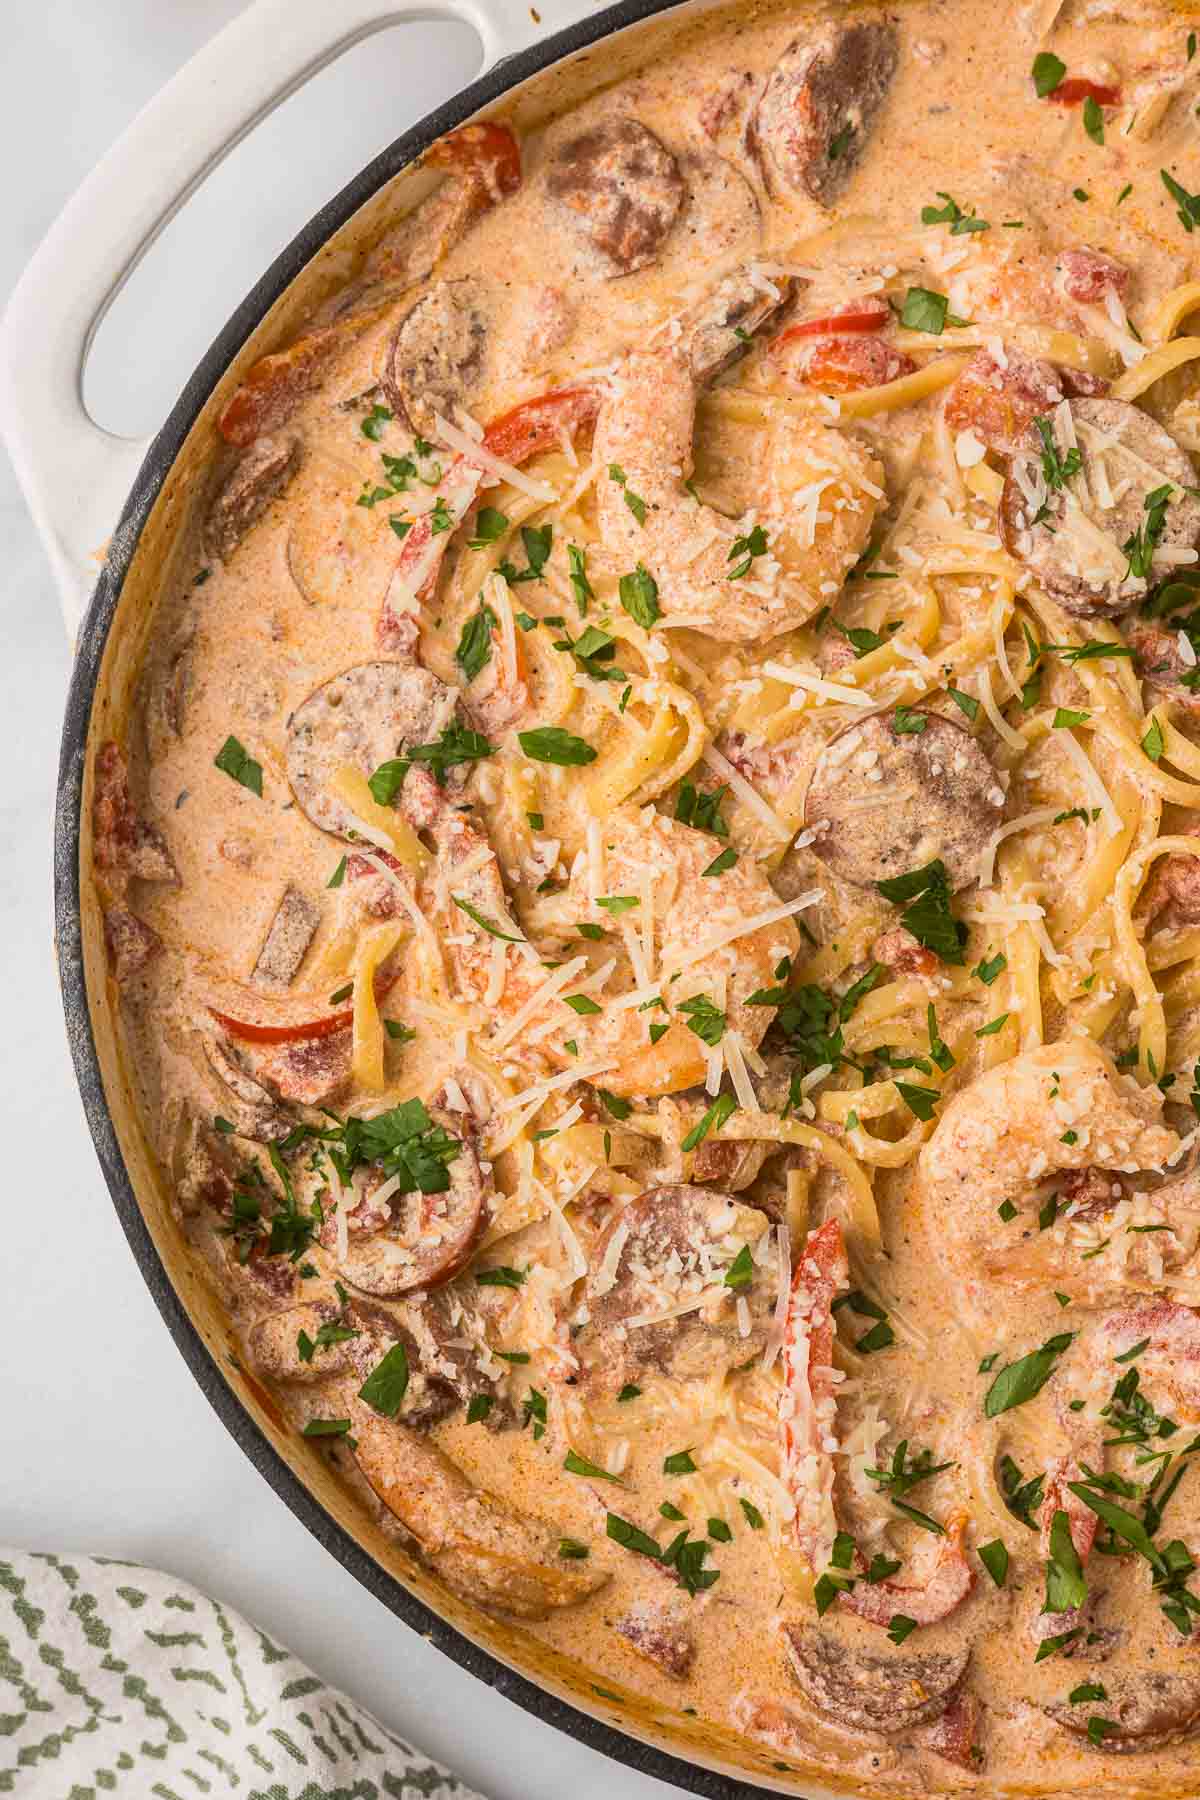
[1126,612,1200,714]
[1045,1669,1200,1753]
[333,1107,489,1296]
[680,264,795,385]
[574,1184,775,1393]
[782,1624,969,1734]
[382,278,489,441]
[999,398,1200,616]
[673,153,762,266]
[544,117,684,277]
[285,661,457,839]
[804,710,1004,891]
[201,1030,294,1143]
[204,434,301,562]
[753,18,899,208]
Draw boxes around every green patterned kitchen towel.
[0,1549,484,1798]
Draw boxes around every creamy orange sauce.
[95,1,1200,1793]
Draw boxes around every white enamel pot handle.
[0,0,595,637]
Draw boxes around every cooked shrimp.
[247,1295,606,1619]
[594,288,883,642]
[533,805,806,1097]
[427,803,806,1097]
[917,1042,1188,1306]
[780,1220,974,1631]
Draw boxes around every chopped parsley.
[214,735,263,797]
[302,1418,351,1438]
[1044,1507,1088,1613]
[681,1092,738,1152]
[1162,168,1200,233]
[723,1245,755,1290]
[1142,716,1166,763]
[455,605,496,684]
[875,859,966,965]
[676,780,729,836]
[1032,51,1066,96]
[567,543,594,614]
[921,192,989,234]
[361,403,392,441]
[728,524,769,580]
[518,726,597,766]
[357,1342,410,1418]
[1033,416,1082,492]
[979,1540,1009,1587]
[899,286,967,334]
[702,846,738,877]
[405,721,497,786]
[476,1266,527,1289]
[678,994,726,1046]
[1124,484,1174,581]
[467,506,510,549]
[618,562,661,629]
[985,1334,1075,1417]
[451,894,523,943]
[564,1449,625,1484]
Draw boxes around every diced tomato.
[772,296,891,344]
[780,334,915,394]
[427,121,521,198]
[483,384,599,463]
[943,347,1067,455]
[1058,245,1130,306]
[218,327,345,447]
[210,969,396,1045]
[210,1004,353,1045]
[1047,77,1121,107]
[219,124,522,448]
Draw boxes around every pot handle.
[0,0,595,637]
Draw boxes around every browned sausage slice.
[681,265,795,385]
[249,1297,479,1428]
[201,1031,294,1143]
[574,1184,775,1394]
[804,710,1004,891]
[614,1601,695,1678]
[103,906,163,982]
[753,18,899,207]
[545,117,684,277]
[1045,1669,1200,1753]
[251,885,321,990]
[782,1624,969,1733]
[999,399,1200,616]
[285,661,457,839]
[382,278,489,440]
[94,741,178,892]
[1126,613,1200,716]
[247,1301,362,1383]
[333,1106,490,1296]
[204,434,301,561]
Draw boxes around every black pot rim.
[53,7,783,1796]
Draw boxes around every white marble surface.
[0,8,679,1795]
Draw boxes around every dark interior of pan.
[52,0,818,1792]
